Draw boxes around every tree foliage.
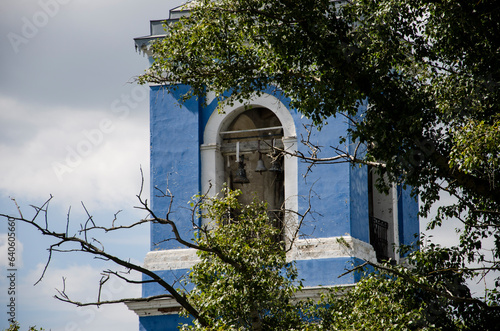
[181,190,303,330]
[180,190,500,330]
[140,0,500,308]
[3,323,44,331]
[2,1,500,329]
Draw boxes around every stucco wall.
[147,84,418,294]
[398,185,420,249]
[150,85,201,250]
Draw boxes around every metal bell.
[268,160,282,173]
[269,152,282,172]
[233,157,250,183]
[255,153,267,172]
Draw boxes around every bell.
[269,149,282,172]
[268,160,282,173]
[233,157,250,183]
[255,153,267,172]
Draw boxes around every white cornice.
[144,248,200,271]
[143,236,376,272]
[125,285,355,317]
[289,236,377,263]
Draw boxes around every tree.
[3,0,500,328]
[3,322,44,331]
[2,188,499,330]
[138,0,500,309]
[0,185,310,330]
[180,191,500,330]
[180,190,304,330]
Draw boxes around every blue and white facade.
[128,4,419,331]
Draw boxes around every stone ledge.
[143,236,377,271]
[289,236,377,263]
[125,296,180,317]
[144,249,200,271]
[125,285,354,317]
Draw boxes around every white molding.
[143,236,377,272]
[288,236,377,263]
[200,143,225,196]
[144,249,200,271]
[125,285,355,317]
[125,297,180,316]
[203,92,297,146]
[282,136,299,243]
[293,284,354,302]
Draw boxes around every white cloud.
[14,262,142,331]
[0,94,150,213]
[0,233,24,268]
[0,1,185,330]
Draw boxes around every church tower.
[128,4,419,330]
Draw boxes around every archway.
[201,92,298,241]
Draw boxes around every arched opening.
[200,92,298,243]
[220,108,285,235]
[221,108,283,205]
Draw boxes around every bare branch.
[2,194,209,326]
[66,206,71,237]
[55,281,174,308]
[85,203,99,241]
[111,210,122,228]
[102,269,157,285]
[11,197,24,220]
[285,185,318,252]
[270,124,386,175]
[78,219,151,233]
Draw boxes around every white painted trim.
[143,236,377,272]
[392,183,401,263]
[293,284,354,302]
[125,297,180,316]
[288,236,377,263]
[125,285,355,317]
[203,92,297,146]
[200,143,225,196]
[282,136,299,243]
[144,249,200,271]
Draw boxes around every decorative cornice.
[143,236,376,272]
[144,248,200,271]
[125,285,355,317]
[289,236,377,263]
[124,296,181,317]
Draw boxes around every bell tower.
[128,3,419,330]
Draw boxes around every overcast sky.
[0,0,184,329]
[0,0,495,330]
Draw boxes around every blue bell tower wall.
[149,85,202,251]
[148,84,372,252]
[140,83,419,329]
[294,119,370,242]
[398,185,420,249]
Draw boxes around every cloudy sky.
[0,0,495,330]
[0,0,184,329]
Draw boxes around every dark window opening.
[368,166,394,262]
[369,216,389,262]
